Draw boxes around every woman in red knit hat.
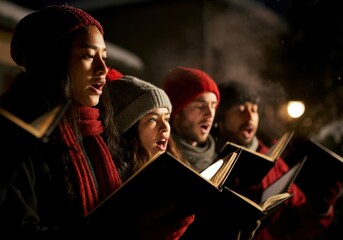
[0,4,123,238]
[0,6,193,239]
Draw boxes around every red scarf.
[59,106,121,216]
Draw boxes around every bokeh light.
[287,101,305,118]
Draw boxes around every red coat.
[253,140,334,240]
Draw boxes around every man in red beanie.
[164,67,260,240]
[164,66,220,172]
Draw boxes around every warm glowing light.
[287,101,305,118]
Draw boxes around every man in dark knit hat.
[213,80,341,240]
[213,80,260,152]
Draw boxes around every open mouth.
[92,82,104,89]
[156,138,168,150]
[241,124,254,138]
[243,125,253,133]
[200,122,211,134]
[90,78,106,94]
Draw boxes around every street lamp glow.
[287,101,305,118]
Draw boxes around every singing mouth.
[241,124,255,138]
[92,78,106,89]
[200,121,212,134]
[156,137,168,150]
[90,78,106,94]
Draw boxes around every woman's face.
[138,107,171,158]
[69,25,108,107]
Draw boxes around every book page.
[226,187,263,211]
[260,192,292,211]
[261,157,306,202]
[200,159,223,180]
[209,150,240,188]
[0,101,70,141]
[0,107,42,138]
[224,187,292,217]
[30,105,63,135]
[221,141,274,163]
[265,131,294,160]
[200,151,240,188]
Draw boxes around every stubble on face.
[220,108,258,147]
[174,111,208,147]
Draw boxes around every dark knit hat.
[163,66,220,119]
[108,75,172,134]
[10,5,103,72]
[216,80,260,121]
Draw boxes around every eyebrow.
[146,110,170,116]
[80,43,106,51]
[194,99,217,104]
[146,112,159,116]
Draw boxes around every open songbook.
[285,137,343,192]
[87,148,304,237]
[0,100,70,142]
[201,154,306,220]
[215,131,294,191]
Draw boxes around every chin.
[199,135,208,143]
[241,139,252,146]
[89,95,100,104]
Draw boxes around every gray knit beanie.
[108,75,172,134]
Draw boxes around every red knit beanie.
[106,67,123,82]
[163,66,220,119]
[10,5,103,71]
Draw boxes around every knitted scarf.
[59,106,121,216]
[173,133,217,172]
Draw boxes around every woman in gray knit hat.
[107,73,195,239]
[107,74,190,177]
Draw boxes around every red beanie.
[11,5,104,71]
[163,66,220,119]
[106,67,123,82]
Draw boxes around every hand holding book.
[136,202,195,240]
[285,137,343,214]
[309,179,342,214]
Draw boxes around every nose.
[204,104,216,118]
[243,107,254,120]
[160,120,170,133]
[95,58,108,76]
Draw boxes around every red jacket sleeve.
[254,141,334,240]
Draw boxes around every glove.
[137,201,195,240]
[165,214,195,240]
